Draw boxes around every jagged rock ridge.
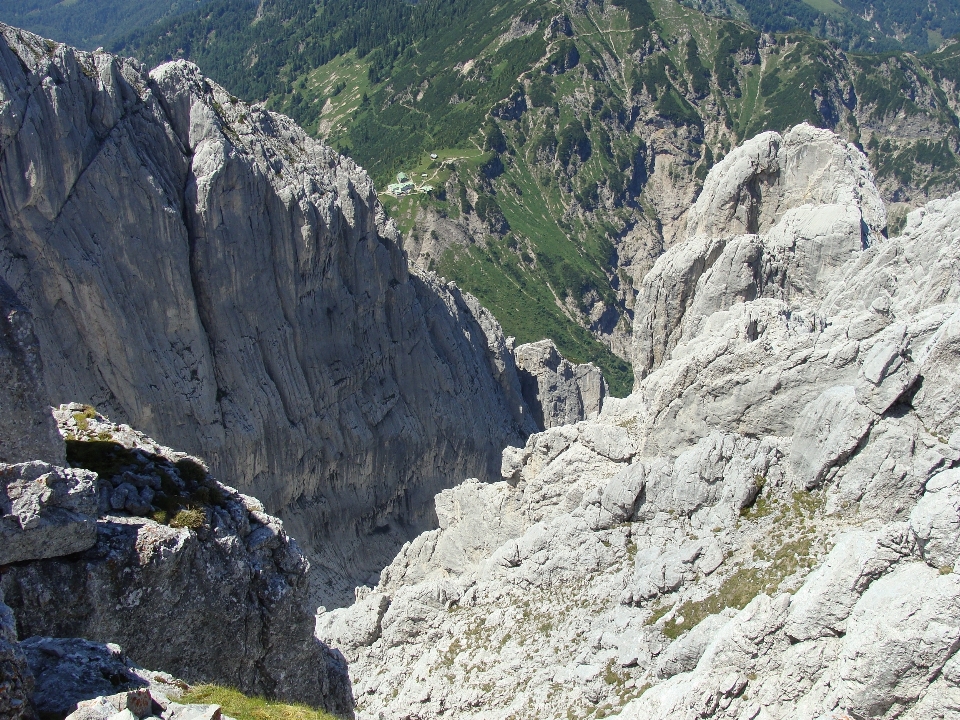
[316,126,960,720]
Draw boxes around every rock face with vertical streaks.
[0,23,551,606]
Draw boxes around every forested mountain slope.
[683,0,960,52]
[81,0,955,394]
[0,0,208,49]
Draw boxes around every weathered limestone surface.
[317,129,960,720]
[634,124,886,382]
[2,411,352,713]
[514,339,607,429]
[0,24,540,605]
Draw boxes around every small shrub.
[73,405,97,431]
[170,508,205,529]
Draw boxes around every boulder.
[685,124,885,241]
[787,386,876,490]
[0,462,98,564]
[655,612,733,679]
[854,324,920,414]
[911,468,960,569]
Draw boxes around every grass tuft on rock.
[653,490,825,639]
[180,685,341,720]
[72,405,97,431]
[170,508,206,529]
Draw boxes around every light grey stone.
[854,324,920,414]
[911,468,960,569]
[830,412,955,519]
[685,124,885,242]
[655,613,732,679]
[594,463,645,530]
[163,704,221,720]
[514,339,607,428]
[913,308,960,443]
[836,562,960,717]
[787,386,876,490]
[783,527,913,642]
[0,462,98,564]
[315,592,390,661]
[65,689,152,720]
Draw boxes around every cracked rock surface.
[317,128,960,720]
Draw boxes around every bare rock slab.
[0,462,98,564]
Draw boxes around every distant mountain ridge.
[683,0,960,52]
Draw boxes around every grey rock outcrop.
[911,468,960,570]
[2,412,352,713]
[0,278,62,466]
[318,129,960,720]
[0,24,537,605]
[0,588,34,720]
[633,124,886,382]
[684,125,885,242]
[0,461,98,564]
[514,339,607,428]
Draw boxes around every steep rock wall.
[0,25,537,606]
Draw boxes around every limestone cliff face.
[0,278,62,467]
[0,25,538,604]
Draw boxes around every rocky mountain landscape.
[0,21,617,609]
[106,0,960,397]
[0,1,959,718]
[318,124,960,719]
